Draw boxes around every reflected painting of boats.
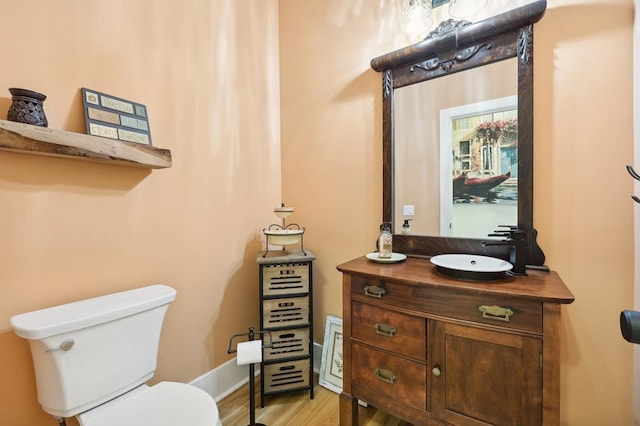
[453,170,511,197]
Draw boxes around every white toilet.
[10,284,222,426]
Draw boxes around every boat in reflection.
[453,170,512,197]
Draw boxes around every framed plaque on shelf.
[81,88,152,145]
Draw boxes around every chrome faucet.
[481,226,527,276]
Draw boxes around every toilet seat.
[78,382,221,426]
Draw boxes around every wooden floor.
[217,375,412,426]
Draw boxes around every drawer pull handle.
[364,285,386,298]
[374,368,397,384]
[375,323,397,337]
[479,305,514,322]
[432,366,441,377]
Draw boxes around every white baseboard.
[189,357,253,402]
[190,342,324,402]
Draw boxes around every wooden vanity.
[337,255,574,426]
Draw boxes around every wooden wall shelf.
[0,119,172,169]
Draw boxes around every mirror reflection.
[394,59,517,238]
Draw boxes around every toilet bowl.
[10,284,222,426]
[77,382,221,426]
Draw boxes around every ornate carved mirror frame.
[371,0,547,265]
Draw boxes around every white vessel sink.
[430,254,513,281]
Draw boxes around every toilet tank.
[10,284,177,418]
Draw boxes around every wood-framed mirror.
[371,0,547,265]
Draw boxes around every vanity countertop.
[337,255,574,305]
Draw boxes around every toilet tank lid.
[11,284,177,340]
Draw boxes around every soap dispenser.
[378,222,392,258]
[401,219,412,235]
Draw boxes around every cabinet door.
[430,321,542,426]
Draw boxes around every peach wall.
[536,2,634,423]
[278,0,386,336]
[634,0,640,421]
[280,0,634,424]
[0,1,281,425]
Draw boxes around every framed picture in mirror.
[440,97,518,238]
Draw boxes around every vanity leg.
[339,392,358,426]
[543,303,561,425]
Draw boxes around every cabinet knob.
[432,366,441,377]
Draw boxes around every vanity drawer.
[422,289,543,334]
[352,301,426,360]
[351,275,542,334]
[352,342,426,410]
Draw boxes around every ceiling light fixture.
[402,0,434,40]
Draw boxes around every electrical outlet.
[403,204,415,216]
